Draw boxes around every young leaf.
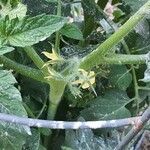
[80,89,131,120]
[60,23,83,40]
[0,14,68,47]
[0,70,31,149]
[0,46,14,55]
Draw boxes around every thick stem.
[80,54,147,70]
[0,55,45,82]
[80,1,150,70]
[43,79,66,148]
[47,79,66,120]
[45,80,66,148]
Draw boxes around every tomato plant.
[0,0,149,149]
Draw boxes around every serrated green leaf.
[80,89,131,120]
[0,70,31,149]
[0,14,68,47]
[0,46,14,55]
[123,0,148,12]
[0,2,27,19]
[108,65,132,90]
[60,23,83,40]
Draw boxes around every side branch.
[80,54,148,70]
[23,46,45,69]
[0,114,145,129]
[0,55,46,82]
[80,1,150,70]
[103,54,147,65]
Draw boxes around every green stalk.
[54,0,62,54]
[0,55,45,82]
[23,46,50,77]
[47,79,66,119]
[80,54,147,69]
[103,54,147,65]
[80,1,150,70]
[23,45,66,120]
[44,80,66,148]
[23,46,45,69]
[138,86,150,91]
[45,0,63,121]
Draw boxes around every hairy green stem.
[104,54,147,64]
[23,46,45,69]
[23,46,50,79]
[54,0,62,54]
[45,0,63,121]
[23,46,64,120]
[47,79,66,120]
[80,54,147,69]
[80,1,150,70]
[23,45,66,120]
[138,86,150,91]
[0,55,45,82]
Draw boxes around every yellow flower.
[72,69,95,89]
[42,48,60,61]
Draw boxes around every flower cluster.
[42,49,96,97]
